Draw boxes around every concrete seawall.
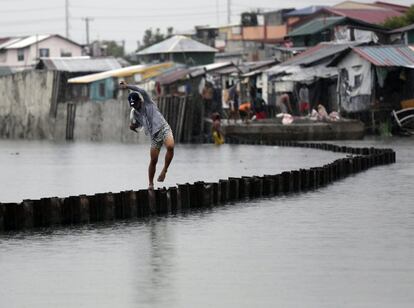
[0,141,396,231]
[0,71,55,139]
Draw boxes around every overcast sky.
[0,0,413,53]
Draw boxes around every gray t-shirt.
[128,85,167,136]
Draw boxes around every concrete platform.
[222,119,365,141]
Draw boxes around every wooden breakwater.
[0,141,396,231]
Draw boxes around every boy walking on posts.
[119,81,174,190]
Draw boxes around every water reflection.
[139,219,176,306]
[0,138,413,307]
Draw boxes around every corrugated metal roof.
[67,62,174,83]
[333,1,387,10]
[388,23,414,34]
[38,57,121,72]
[373,1,409,14]
[280,42,359,67]
[288,17,345,37]
[0,37,22,49]
[326,8,401,24]
[4,35,51,49]
[285,6,327,17]
[155,67,193,85]
[0,35,82,50]
[351,45,414,67]
[138,35,217,55]
[189,62,234,78]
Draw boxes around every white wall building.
[0,34,83,70]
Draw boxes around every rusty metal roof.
[351,45,414,67]
[325,7,401,24]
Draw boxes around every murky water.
[1,138,413,307]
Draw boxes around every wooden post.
[219,179,229,203]
[178,184,190,210]
[189,182,200,208]
[114,191,127,219]
[33,197,63,227]
[168,187,180,214]
[316,168,325,187]
[240,177,251,199]
[202,183,213,207]
[127,190,139,218]
[0,203,4,231]
[212,182,220,205]
[137,189,151,217]
[228,177,240,201]
[309,168,318,189]
[291,170,301,192]
[62,195,89,224]
[262,175,274,196]
[251,176,263,198]
[299,169,309,191]
[3,202,34,230]
[281,171,293,194]
[272,174,284,195]
[2,203,18,230]
[155,188,169,215]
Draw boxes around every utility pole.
[82,17,94,45]
[227,0,231,24]
[216,0,220,25]
[65,0,69,38]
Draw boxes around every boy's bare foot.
[157,170,167,182]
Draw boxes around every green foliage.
[139,27,174,50]
[383,16,408,29]
[101,40,125,57]
[383,5,414,29]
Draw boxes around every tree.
[102,40,125,57]
[139,27,174,50]
[383,5,414,29]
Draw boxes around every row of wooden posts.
[0,140,396,231]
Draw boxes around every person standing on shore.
[119,81,174,190]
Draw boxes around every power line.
[0,18,64,26]
[0,7,62,14]
[70,10,240,20]
[70,4,218,11]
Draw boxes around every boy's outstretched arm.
[119,80,150,101]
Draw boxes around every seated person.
[239,102,252,123]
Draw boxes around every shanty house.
[388,24,414,44]
[286,16,387,47]
[35,57,122,103]
[67,62,175,101]
[0,34,83,70]
[137,35,218,66]
[329,45,414,127]
[263,42,361,114]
